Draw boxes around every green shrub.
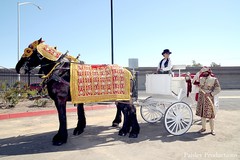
[0,81,39,108]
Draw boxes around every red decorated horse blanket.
[70,64,132,104]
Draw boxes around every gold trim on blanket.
[70,64,131,104]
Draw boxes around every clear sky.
[1,0,240,69]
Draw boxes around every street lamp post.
[110,0,114,64]
[17,2,41,82]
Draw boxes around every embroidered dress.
[196,76,221,118]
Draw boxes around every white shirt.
[157,58,172,71]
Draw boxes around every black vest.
[159,58,169,69]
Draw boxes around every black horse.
[15,38,140,146]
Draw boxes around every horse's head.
[15,38,45,74]
[15,38,62,74]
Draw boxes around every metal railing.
[0,68,42,90]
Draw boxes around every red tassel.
[195,93,199,101]
[186,79,192,97]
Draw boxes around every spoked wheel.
[140,103,165,123]
[164,102,193,135]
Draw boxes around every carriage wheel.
[164,102,193,135]
[140,103,164,123]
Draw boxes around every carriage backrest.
[172,65,186,77]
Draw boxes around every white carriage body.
[145,74,173,95]
[142,74,194,135]
[145,74,191,101]
[141,66,219,136]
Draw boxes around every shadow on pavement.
[0,121,205,157]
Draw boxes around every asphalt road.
[0,90,239,160]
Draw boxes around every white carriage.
[139,65,198,135]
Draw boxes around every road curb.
[0,104,115,120]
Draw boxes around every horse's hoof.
[118,130,127,136]
[112,123,119,127]
[73,128,84,135]
[52,133,68,146]
[118,132,127,136]
[52,140,67,146]
[129,133,138,138]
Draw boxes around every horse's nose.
[15,57,26,74]
[19,68,26,74]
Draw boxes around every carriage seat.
[172,65,186,77]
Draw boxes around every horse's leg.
[52,99,68,146]
[128,104,140,138]
[73,103,86,135]
[118,103,131,136]
[112,103,122,127]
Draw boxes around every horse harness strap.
[41,62,60,79]
[36,51,45,60]
[41,51,69,79]
[41,53,71,86]
[50,71,70,86]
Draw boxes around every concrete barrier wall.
[131,66,240,90]
[1,67,239,90]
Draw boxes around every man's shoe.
[211,131,216,136]
[198,128,206,133]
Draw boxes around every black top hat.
[162,49,172,55]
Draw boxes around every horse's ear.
[38,38,43,44]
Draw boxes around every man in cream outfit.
[196,67,221,135]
